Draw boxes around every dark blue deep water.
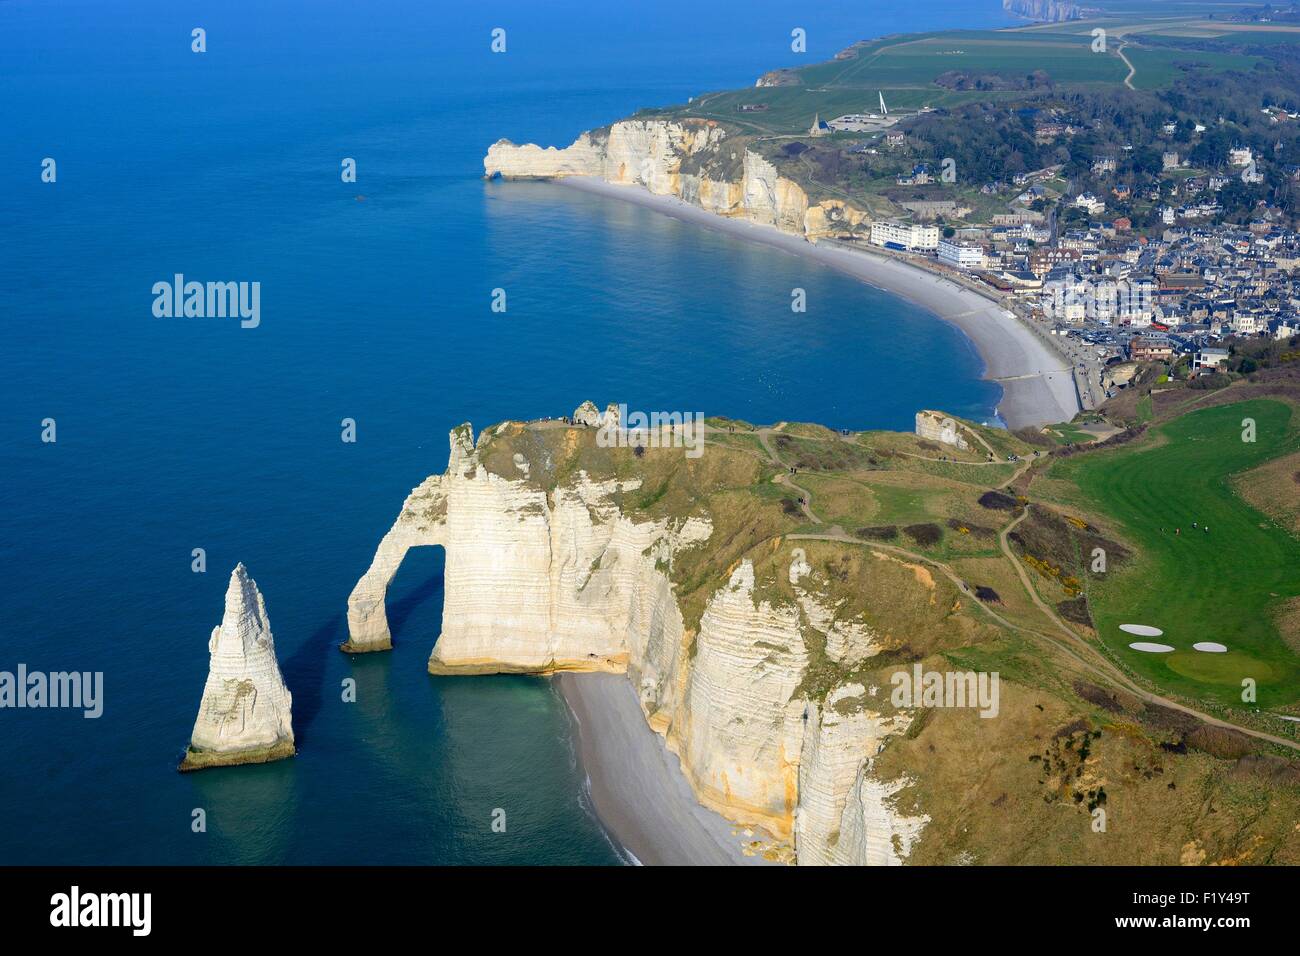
[0,0,1010,863]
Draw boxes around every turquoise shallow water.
[0,0,1009,863]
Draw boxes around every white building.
[1072,193,1106,215]
[1193,348,1229,371]
[938,239,986,270]
[1229,146,1254,167]
[1041,274,1154,326]
[1118,276,1156,326]
[1042,273,1089,324]
[1232,311,1265,334]
[870,220,940,252]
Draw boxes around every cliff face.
[1002,0,1096,22]
[182,564,295,770]
[343,411,1300,865]
[915,410,971,450]
[484,119,868,240]
[346,416,928,861]
[796,688,928,866]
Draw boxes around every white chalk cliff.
[182,564,294,770]
[915,410,971,451]
[484,119,869,240]
[346,417,930,863]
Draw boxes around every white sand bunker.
[1120,624,1164,637]
[1193,642,1228,653]
[1129,642,1176,653]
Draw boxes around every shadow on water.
[281,615,339,748]
[388,570,445,645]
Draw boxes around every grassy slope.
[1124,45,1262,89]
[655,30,1130,135]
[1051,399,1300,709]
[469,404,1300,861]
[649,16,1288,136]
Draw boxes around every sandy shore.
[559,176,1080,430]
[556,672,777,866]
[538,176,1083,866]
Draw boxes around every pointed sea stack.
[179,564,295,771]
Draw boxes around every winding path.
[700,422,1300,756]
[755,426,823,524]
[1117,40,1137,90]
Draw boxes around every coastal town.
[8,0,1300,908]
[852,192,1300,415]
[771,89,1300,424]
[857,145,1300,414]
[632,13,1300,425]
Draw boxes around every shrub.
[978,490,1019,510]
[854,525,898,541]
[903,523,943,546]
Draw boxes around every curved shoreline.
[536,175,1083,866]
[556,176,1081,431]
[555,672,778,866]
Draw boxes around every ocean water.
[0,0,1010,864]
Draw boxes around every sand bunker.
[1193,642,1228,653]
[1120,624,1164,637]
[1129,641,1176,653]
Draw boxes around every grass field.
[1124,45,1262,89]
[1052,399,1300,710]
[655,29,1134,135]
[648,17,1278,136]
[1053,1,1281,18]
[1044,422,1100,446]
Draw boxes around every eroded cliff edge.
[345,410,1300,866]
[484,119,868,240]
[346,413,933,861]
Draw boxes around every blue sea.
[0,0,1012,864]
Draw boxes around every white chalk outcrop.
[484,119,869,240]
[346,413,933,863]
[795,687,929,865]
[915,410,970,451]
[181,564,294,770]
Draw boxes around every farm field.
[1124,45,1262,89]
[651,18,1285,136]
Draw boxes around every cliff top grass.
[876,668,1300,865]
[750,537,1001,702]
[443,401,1300,859]
[468,399,1300,724]
[640,19,1273,138]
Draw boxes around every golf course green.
[1057,399,1300,710]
